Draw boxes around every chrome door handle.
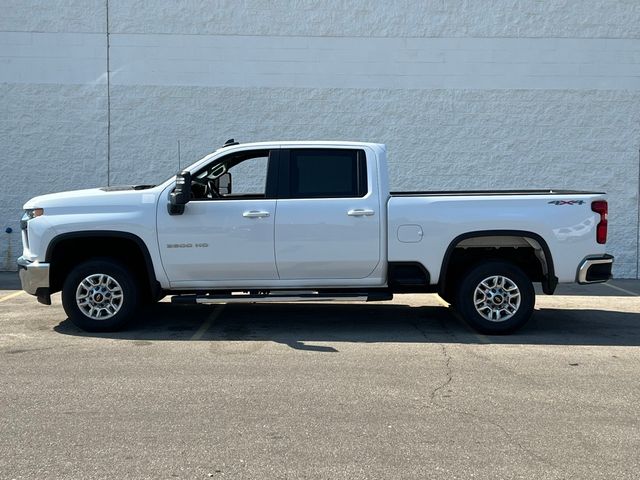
[243,210,270,218]
[347,208,375,217]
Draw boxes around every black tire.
[455,261,534,334]
[62,259,140,332]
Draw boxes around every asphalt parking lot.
[1,273,639,479]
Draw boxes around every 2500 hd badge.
[167,243,209,248]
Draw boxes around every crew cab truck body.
[18,141,613,334]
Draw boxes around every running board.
[171,291,392,305]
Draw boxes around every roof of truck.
[216,140,385,152]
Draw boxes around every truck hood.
[23,186,157,210]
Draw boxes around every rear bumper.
[17,256,51,303]
[577,254,614,284]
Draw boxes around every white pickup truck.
[18,140,613,334]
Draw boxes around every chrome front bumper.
[17,256,50,295]
[577,255,614,284]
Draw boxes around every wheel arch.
[45,230,161,300]
[438,230,557,296]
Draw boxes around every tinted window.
[289,149,367,198]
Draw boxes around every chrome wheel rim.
[76,274,123,320]
[473,275,521,322]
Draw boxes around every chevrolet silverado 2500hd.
[18,140,613,334]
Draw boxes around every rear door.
[274,147,381,280]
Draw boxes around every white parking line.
[603,282,640,296]
[434,296,450,309]
[190,304,226,340]
[0,291,25,303]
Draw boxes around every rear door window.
[286,149,367,198]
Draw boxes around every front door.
[157,149,278,286]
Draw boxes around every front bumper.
[577,254,614,284]
[17,256,50,302]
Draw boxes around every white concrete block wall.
[108,35,640,89]
[108,0,640,39]
[0,0,105,33]
[1,0,639,278]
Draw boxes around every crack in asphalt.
[429,343,453,402]
[411,317,561,473]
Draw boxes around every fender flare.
[438,229,558,295]
[45,230,161,298]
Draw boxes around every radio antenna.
[177,140,181,172]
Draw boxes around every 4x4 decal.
[548,200,585,205]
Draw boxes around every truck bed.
[390,189,604,197]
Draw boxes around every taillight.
[591,200,608,244]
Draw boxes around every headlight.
[21,208,44,230]
[24,208,44,219]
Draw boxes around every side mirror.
[168,170,191,215]
[217,172,232,195]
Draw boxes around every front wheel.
[62,259,140,332]
[455,261,535,334]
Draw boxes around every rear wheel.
[456,261,534,334]
[62,259,139,332]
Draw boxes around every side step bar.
[171,291,392,305]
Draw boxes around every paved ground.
[1,273,639,479]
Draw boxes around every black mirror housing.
[168,170,192,215]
